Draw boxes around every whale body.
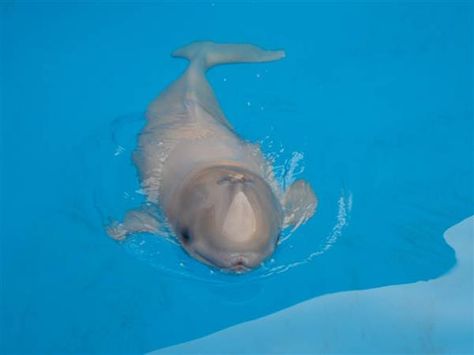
[107,41,317,273]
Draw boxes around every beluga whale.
[107,41,317,273]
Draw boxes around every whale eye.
[181,228,192,244]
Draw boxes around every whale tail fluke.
[171,41,285,71]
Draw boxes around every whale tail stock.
[171,41,285,71]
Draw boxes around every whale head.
[169,165,282,273]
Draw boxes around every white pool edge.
[151,215,474,354]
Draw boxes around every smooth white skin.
[132,57,282,272]
[108,42,318,272]
[166,165,282,271]
[223,191,256,242]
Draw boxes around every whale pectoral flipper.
[106,206,162,241]
[283,180,318,228]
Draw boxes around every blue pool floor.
[1,1,473,353]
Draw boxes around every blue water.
[1,2,472,353]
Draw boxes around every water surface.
[1,2,472,353]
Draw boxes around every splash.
[81,114,352,283]
[260,190,353,277]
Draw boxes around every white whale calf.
[107,41,317,273]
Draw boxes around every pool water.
[1,2,472,353]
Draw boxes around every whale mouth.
[192,249,253,273]
[229,255,252,273]
[192,249,217,268]
[231,264,250,273]
[230,263,250,273]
